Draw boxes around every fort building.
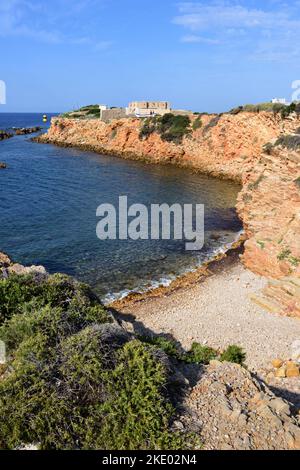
[126,101,171,117]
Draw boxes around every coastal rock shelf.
[36,111,300,316]
[0,130,13,141]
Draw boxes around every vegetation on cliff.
[230,102,300,118]
[61,105,100,119]
[139,113,192,144]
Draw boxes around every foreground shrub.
[0,275,194,450]
[0,328,190,449]
[139,335,181,359]
[184,343,218,365]
[220,345,246,365]
[0,273,103,325]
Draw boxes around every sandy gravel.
[119,262,300,370]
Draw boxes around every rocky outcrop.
[36,112,300,316]
[14,126,41,135]
[181,361,300,450]
[36,112,298,181]
[238,143,300,317]
[0,131,13,141]
[0,252,47,279]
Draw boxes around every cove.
[0,114,242,303]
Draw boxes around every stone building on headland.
[126,101,171,117]
[100,101,174,122]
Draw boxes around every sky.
[1,0,300,113]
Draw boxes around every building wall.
[100,108,127,122]
[127,101,171,115]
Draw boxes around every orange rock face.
[40,112,297,181]
[38,111,300,316]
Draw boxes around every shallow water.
[0,113,242,301]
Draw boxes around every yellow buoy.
[43,114,47,123]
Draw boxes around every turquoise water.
[0,113,242,302]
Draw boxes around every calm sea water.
[0,113,242,302]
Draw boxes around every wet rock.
[0,162,7,169]
[0,130,13,141]
[8,263,46,277]
[14,126,42,135]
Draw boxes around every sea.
[0,113,243,302]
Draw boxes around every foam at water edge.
[102,229,245,305]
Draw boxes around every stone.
[256,404,283,428]
[284,424,300,449]
[14,126,41,135]
[275,367,287,378]
[272,358,283,369]
[209,360,223,368]
[0,162,7,169]
[0,252,11,267]
[269,398,290,417]
[285,431,296,450]
[286,366,300,378]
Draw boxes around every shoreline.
[34,114,300,318]
[32,132,243,183]
[116,253,300,373]
[109,233,246,309]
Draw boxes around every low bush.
[220,345,246,365]
[139,335,181,359]
[229,102,300,116]
[139,114,192,144]
[192,116,202,131]
[0,274,194,450]
[203,115,222,133]
[184,343,218,365]
[0,273,102,325]
[275,135,300,151]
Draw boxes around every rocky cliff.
[37,112,300,316]
[37,112,297,181]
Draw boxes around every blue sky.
[1,0,300,113]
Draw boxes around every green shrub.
[0,274,195,450]
[0,273,106,326]
[139,335,181,359]
[0,327,190,449]
[281,102,300,118]
[139,117,158,140]
[184,343,218,365]
[275,135,300,151]
[262,142,274,155]
[192,116,202,131]
[203,115,222,133]
[229,102,299,115]
[139,114,191,144]
[220,345,246,365]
